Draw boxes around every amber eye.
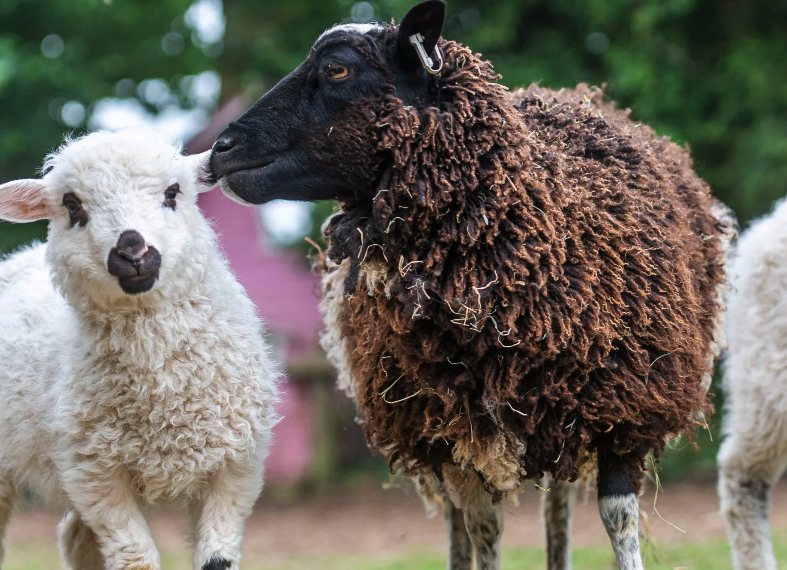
[325,64,350,81]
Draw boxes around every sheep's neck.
[76,256,223,372]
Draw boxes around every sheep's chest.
[75,345,266,502]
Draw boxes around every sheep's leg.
[718,434,787,570]
[0,480,16,567]
[543,476,577,570]
[58,509,105,570]
[463,475,504,570]
[445,498,472,570]
[62,467,159,570]
[190,459,264,570]
[597,450,644,570]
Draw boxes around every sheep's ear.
[396,0,446,73]
[0,179,54,222]
[187,151,218,193]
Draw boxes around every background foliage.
[1,0,786,478]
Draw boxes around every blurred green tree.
[213,0,787,250]
[3,0,785,249]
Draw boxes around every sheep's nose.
[107,230,161,282]
[211,124,253,179]
[212,133,237,155]
[116,230,147,266]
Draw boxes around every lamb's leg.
[190,459,264,570]
[58,509,104,570]
[597,450,644,570]
[543,476,577,570]
[62,467,159,570]
[718,435,787,570]
[463,475,504,570]
[0,480,16,567]
[445,498,472,570]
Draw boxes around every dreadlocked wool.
[318,39,734,495]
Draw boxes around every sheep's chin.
[219,179,257,206]
[117,272,159,295]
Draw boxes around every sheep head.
[0,129,215,305]
[210,0,446,207]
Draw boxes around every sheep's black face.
[211,0,445,206]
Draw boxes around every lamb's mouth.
[117,271,159,295]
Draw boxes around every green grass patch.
[6,529,787,569]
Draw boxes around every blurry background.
[1,1,786,568]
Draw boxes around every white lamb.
[719,197,787,570]
[0,129,280,570]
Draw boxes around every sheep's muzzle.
[107,229,161,295]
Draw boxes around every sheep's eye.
[163,183,181,210]
[325,64,350,81]
[62,193,88,227]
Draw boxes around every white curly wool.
[719,197,787,570]
[0,130,280,570]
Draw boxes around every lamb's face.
[0,129,214,305]
[210,0,445,206]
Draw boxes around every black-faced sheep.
[210,2,734,568]
[719,199,787,570]
[0,129,280,570]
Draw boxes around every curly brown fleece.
[320,37,731,490]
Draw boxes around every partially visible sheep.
[0,129,280,570]
[719,198,787,570]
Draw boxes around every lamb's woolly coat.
[319,38,733,494]
[0,133,280,507]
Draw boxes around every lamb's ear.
[187,151,218,193]
[0,179,54,222]
[396,0,446,73]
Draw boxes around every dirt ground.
[7,479,787,561]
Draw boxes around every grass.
[6,530,787,570]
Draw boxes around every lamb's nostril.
[117,250,144,265]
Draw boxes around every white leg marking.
[598,494,643,570]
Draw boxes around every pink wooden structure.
[198,188,324,483]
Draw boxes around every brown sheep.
[210,2,735,568]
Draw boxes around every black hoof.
[202,557,232,570]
